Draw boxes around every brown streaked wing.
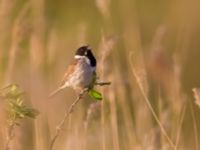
[60,59,79,85]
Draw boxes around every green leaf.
[23,108,40,118]
[89,89,102,101]
[18,113,25,118]
[5,84,24,99]
[16,98,23,106]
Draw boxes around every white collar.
[75,55,91,66]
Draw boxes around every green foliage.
[87,72,103,101]
[0,84,39,126]
[3,84,24,99]
[89,89,102,101]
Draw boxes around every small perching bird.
[49,46,96,98]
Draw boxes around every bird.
[49,45,97,98]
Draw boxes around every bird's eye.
[84,51,88,55]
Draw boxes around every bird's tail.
[48,87,64,99]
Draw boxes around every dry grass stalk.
[46,28,58,65]
[192,88,200,108]
[174,103,186,149]
[190,89,200,150]
[48,88,88,150]
[148,26,186,148]
[6,2,30,83]
[30,2,46,148]
[129,52,176,150]
[83,102,101,150]
[114,68,138,149]
[98,34,116,150]
[4,4,30,148]
[107,75,120,150]
[0,0,16,73]
[30,0,45,71]
[95,0,110,19]
[190,103,199,150]
[49,79,111,150]
[5,124,15,150]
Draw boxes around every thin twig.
[0,84,16,91]
[175,103,186,149]
[5,124,15,150]
[95,81,111,86]
[129,52,176,150]
[48,88,88,150]
[189,99,199,150]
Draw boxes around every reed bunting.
[49,46,96,97]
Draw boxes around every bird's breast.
[68,59,95,89]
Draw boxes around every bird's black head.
[75,46,96,67]
[75,46,88,56]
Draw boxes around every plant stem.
[129,52,176,150]
[5,124,15,150]
[95,81,111,86]
[48,88,88,150]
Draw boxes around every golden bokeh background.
[0,0,200,150]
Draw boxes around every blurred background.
[0,0,200,149]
